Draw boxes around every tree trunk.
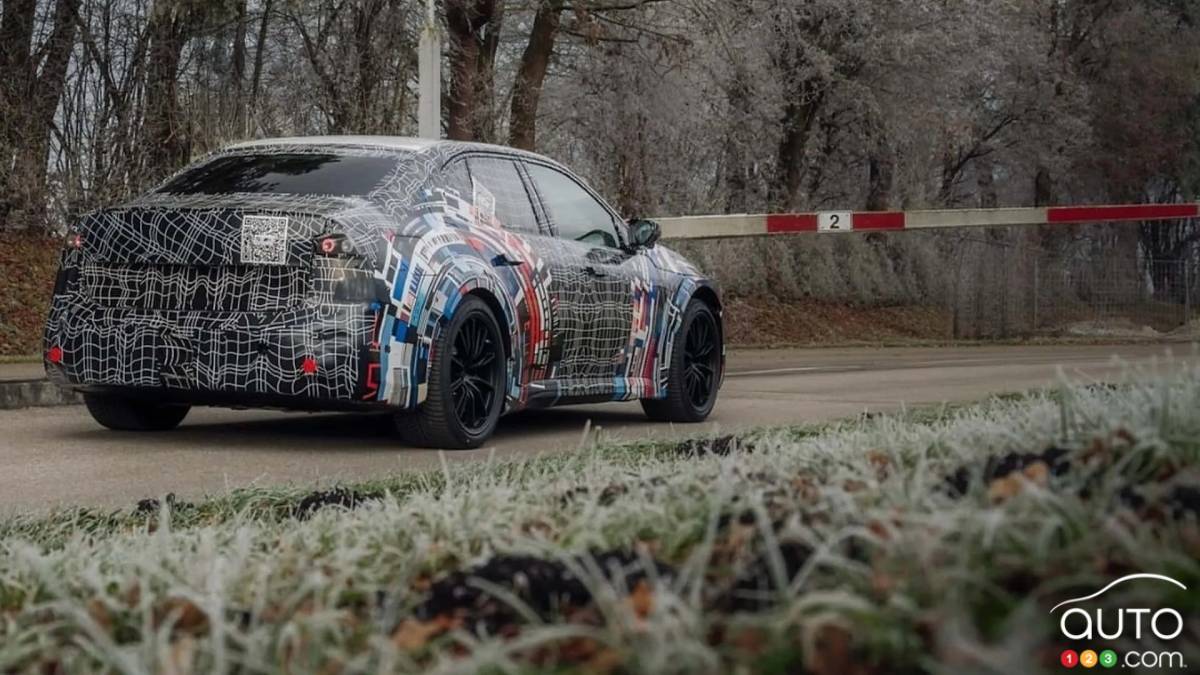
[231,0,248,92]
[352,1,384,132]
[0,0,37,223]
[474,2,503,143]
[769,90,822,211]
[9,0,79,229]
[230,0,247,126]
[1033,164,1054,206]
[864,133,895,211]
[250,0,273,106]
[445,0,502,142]
[976,152,997,209]
[508,0,563,150]
[144,1,199,183]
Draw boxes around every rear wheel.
[641,300,722,423]
[395,296,506,449]
[83,393,190,431]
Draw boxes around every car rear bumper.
[44,302,388,409]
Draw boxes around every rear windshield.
[158,153,397,196]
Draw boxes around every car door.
[449,154,560,398]
[522,161,650,399]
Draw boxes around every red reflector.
[47,346,63,364]
[319,237,338,254]
[67,233,83,249]
[301,357,318,375]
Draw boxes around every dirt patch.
[722,296,952,346]
[672,434,755,457]
[0,232,59,357]
[410,551,673,635]
[294,487,379,519]
[1061,319,1161,338]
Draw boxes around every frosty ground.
[1,362,1198,674]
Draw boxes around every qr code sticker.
[241,215,289,265]
[472,179,496,227]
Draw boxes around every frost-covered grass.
[2,364,1199,674]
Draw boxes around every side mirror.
[628,218,661,250]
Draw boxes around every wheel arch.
[690,283,723,321]
[669,279,726,393]
[419,272,522,409]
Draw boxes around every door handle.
[585,265,609,278]
[491,254,525,267]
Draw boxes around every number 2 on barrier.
[818,211,851,232]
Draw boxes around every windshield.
[158,152,397,196]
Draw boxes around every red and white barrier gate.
[657,203,1200,240]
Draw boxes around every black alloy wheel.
[682,308,720,411]
[641,300,723,423]
[396,295,506,449]
[450,313,501,434]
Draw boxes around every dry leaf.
[156,598,208,635]
[844,480,869,493]
[867,518,892,541]
[792,475,819,501]
[1022,461,1050,487]
[628,580,654,620]
[124,582,142,608]
[86,598,112,631]
[392,615,456,651]
[987,475,1021,503]
[867,451,892,478]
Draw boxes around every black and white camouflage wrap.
[44,138,722,414]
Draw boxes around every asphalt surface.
[0,343,1191,513]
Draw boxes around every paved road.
[0,343,1191,513]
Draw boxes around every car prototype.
[43,137,725,448]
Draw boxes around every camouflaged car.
[44,136,724,448]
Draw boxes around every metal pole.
[1185,262,1192,325]
[1032,256,1039,331]
[418,0,441,139]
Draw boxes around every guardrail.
[657,203,1200,239]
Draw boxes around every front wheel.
[641,300,723,423]
[83,393,190,431]
[395,296,507,449]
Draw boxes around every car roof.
[228,135,438,152]
[225,136,555,164]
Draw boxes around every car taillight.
[315,234,356,257]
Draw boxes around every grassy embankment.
[2,363,1199,673]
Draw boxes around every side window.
[525,163,621,249]
[465,156,539,234]
[440,158,472,198]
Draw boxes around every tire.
[395,295,506,449]
[641,300,723,423]
[83,393,190,431]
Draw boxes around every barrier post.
[1032,257,1040,331]
[1186,263,1192,324]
